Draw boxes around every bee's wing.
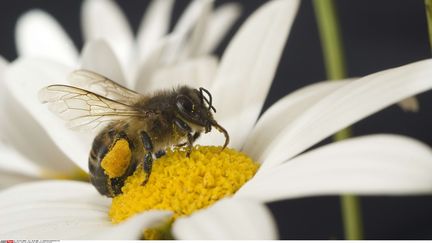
[68,70,142,105]
[39,85,156,130]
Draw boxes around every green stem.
[312,0,363,240]
[312,0,347,79]
[340,195,363,240]
[425,0,432,50]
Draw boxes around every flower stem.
[425,0,432,50]
[312,0,347,79]
[340,194,363,240]
[312,0,363,240]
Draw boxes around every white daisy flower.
[1,65,432,239]
[0,1,432,239]
[1,0,432,239]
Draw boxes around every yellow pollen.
[109,146,259,227]
[101,139,132,178]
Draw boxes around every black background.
[1,0,432,239]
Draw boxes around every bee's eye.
[176,95,194,114]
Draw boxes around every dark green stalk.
[425,0,432,50]
[312,0,363,239]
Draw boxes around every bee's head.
[175,86,229,148]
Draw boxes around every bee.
[39,70,229,197]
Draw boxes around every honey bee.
[39,70,229,197]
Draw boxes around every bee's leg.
[174,118,196,156]
[185,132,201,155]
[142,153,153,186]
[173,118,192,133]
[175,132,201,156]
[191,132,201,142]
[140,131,154,186]
[176,132,200,147]
[186,133,194,157]
[155,150,166,158]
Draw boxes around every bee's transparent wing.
[68,70,142,105]
[39,85,155,130]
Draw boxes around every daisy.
[0,0,244,188]
[2,0,432,239]
[1,0,416,189]
[1,59,432,239]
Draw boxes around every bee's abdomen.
[89,129,138,198]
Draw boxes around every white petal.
[15,10,78,67]
[134,34,183,93]
[0,93,78,174]
[0,181,171,239]
[243,80,350,162]
[137,0,175,59]
[81,40,128,87]
[82,0,134,69]
[0,55,7,70]
[0,58,81,174]
[86,211,172,240]
[0,171,38,190]
[174,0,213,36]
[176,0,213,60]
[5,58,93,172]
[0,56,9,127]
[259,59,432,169]
[0,145,41,189]
[147,56,218,92]
[398,96,419,112]
[211,0,300,149]
[0,56,10,141]
[0,181,107,207]
[0,181,109,239]
[0,145,42,177]
[164,0,213,64]
[237,135,432,202]
[133,0,213,88]
[132,0,175,84]
[173,198,277,240]
[197,2,242,54]
[0,56,42,186]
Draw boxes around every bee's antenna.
[199,87,216,113]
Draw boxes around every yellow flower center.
[109,146,259,239]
